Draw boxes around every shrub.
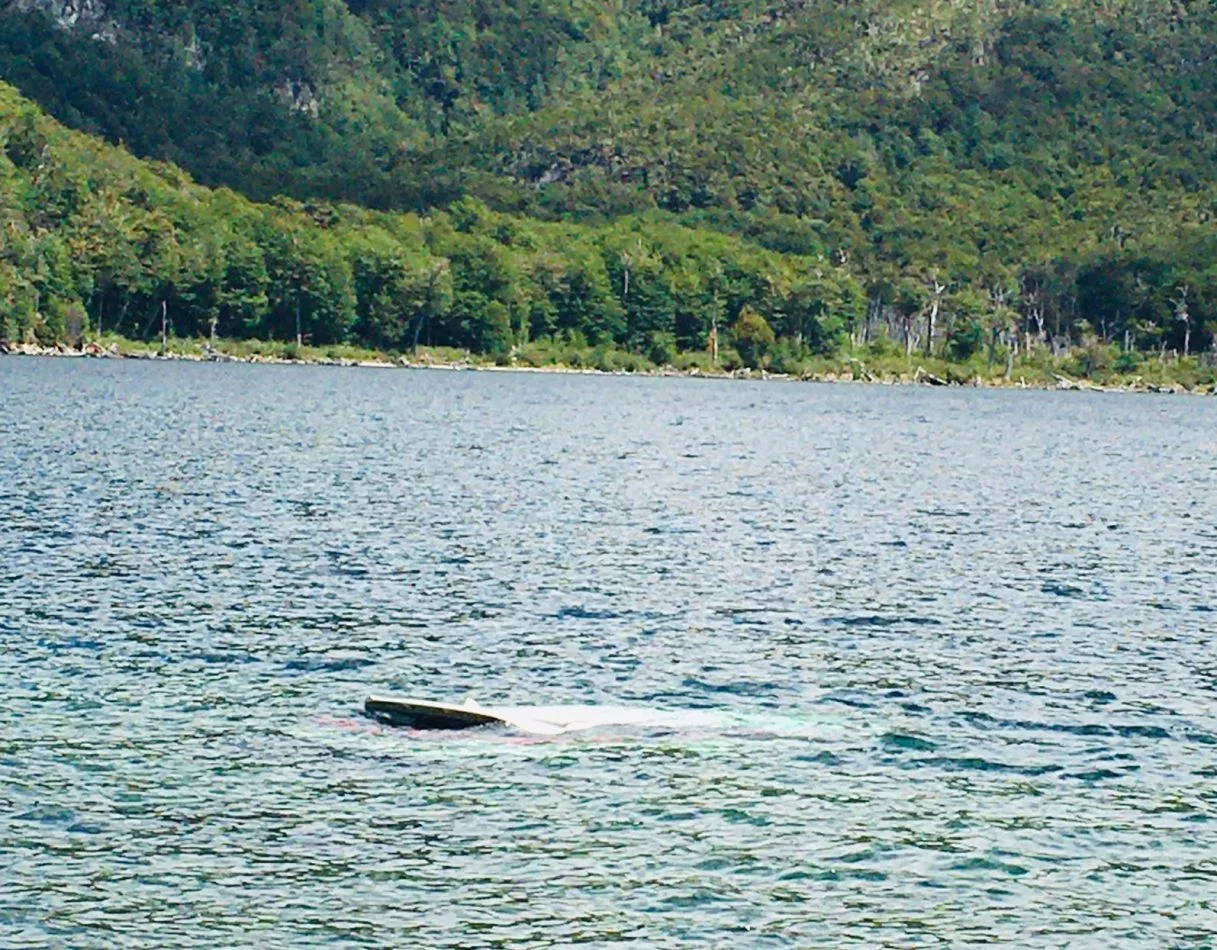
[867,330,900,358]
[947,319,984,362]
[732,307,775,368]
[647,331,678,367]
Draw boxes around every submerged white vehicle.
[364,695,714,736]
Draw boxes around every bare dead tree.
[1021,278,1045,354]
[924,275,946,357]
[1173,285,1191,357]
[861,292,882,346]
[987,284,1015,373]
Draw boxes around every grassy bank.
[3,333,1214,395]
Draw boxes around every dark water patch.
[681,677,777,698]
[881,732,938,752]
[727,613,770,627]
[794,751,844,766]
[283,499,329,518]
[79,556,139,578]
[283,655,374,673]
[1042,583,1085,597]
[1113,725,1171,740]
[914,756,1064,776]
[65,822,107,835]
[949,857,1029,877]
[816,693,875,710]
[552,606,623,621]
[714,606,772,618]
[1019,720,1112,737]
[818,867,889,883]
[1178,862,1217,878]
[1065,769,1131,782]
[955,711,1167,741]
[823,615,942,628]
[15,805,76,825]
[35,635,106,653]
[721,808,771,827]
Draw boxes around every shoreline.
[0,339,1208,396]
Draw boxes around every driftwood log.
[914,366,948,386]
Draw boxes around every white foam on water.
[488,704,725,735]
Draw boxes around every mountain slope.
[0,79,867,363]
[2,1,1216,357]
[0,0,663,205]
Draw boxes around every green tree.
[732,306,775,369]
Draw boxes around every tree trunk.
[924,279,945,357]
[1031,306,1045,352]
[295,297,303,348]
[866,294,881,345]
[160,299,168,353]
[412,313,426,355]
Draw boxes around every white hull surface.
[364,695,712,736]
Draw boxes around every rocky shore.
[0,338,1206,395]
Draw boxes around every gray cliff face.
[8,3,323,107]
[13,0,116,41]
[275,78,321,117]
[7,2,258,84]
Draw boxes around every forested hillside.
[0,80,864,368]
[1,1,1216,367]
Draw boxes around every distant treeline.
[2,82,1215,370]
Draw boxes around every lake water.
[2,357,1215,948]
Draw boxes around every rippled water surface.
[2,358,1216,947]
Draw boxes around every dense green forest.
[1,1,1216,373]
[0,80,866,370]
